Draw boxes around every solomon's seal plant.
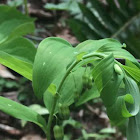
[0,5,140,140]
[0,36,140,140]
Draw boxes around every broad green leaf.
[97,43,139,67]
[0,37,36,80]
[107,76,140,124]
[124,76,140,115]
[107,94,132,124]
[33,37,75,99]
[90,53,139,124]
[101,72,124,108]
[127,109,140,140]
[122,65,140,82]
[125,59,139,69]
[75,38,122,53]
[21,104,49,127]
[92,53,115,94]
[0,96,47,133]
[0,5,35,43]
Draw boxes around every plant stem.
[46,52,105,140]
[24,0,28,15]
[58,53,105,92]
[47,94,58,140]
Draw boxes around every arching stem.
[46,52,105,140]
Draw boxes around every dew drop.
[8,104,12,107]
[43,62,46,66]
[74,51,78,54]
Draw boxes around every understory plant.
[0,36,140,140]
[1,4,140,140]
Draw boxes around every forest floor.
[0,0,126,140]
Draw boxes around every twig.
[0,124,22,135]
[85,103,99,115]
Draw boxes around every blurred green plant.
[0,5,36,80]
[0,77,19,91]
[68,0,140,58]
[44,0,82,15]
[63,118,115,140]
[7,0,24,7]
[0,33,140,140]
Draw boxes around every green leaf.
[47,83,57,95]
[0,5,36,80]
[92,53,115,94]
[33,37,75,99]
[75,38,122,53]
[0,96,47,133]
[0,37,36,80]
[125,59,139,69]
[90,53,139,125]
[107,76,140,124]
[124,76,140,115]
[97,43,139,66]
[122,65,140,82]
[0,5,35,43]
[127,109,140,140]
